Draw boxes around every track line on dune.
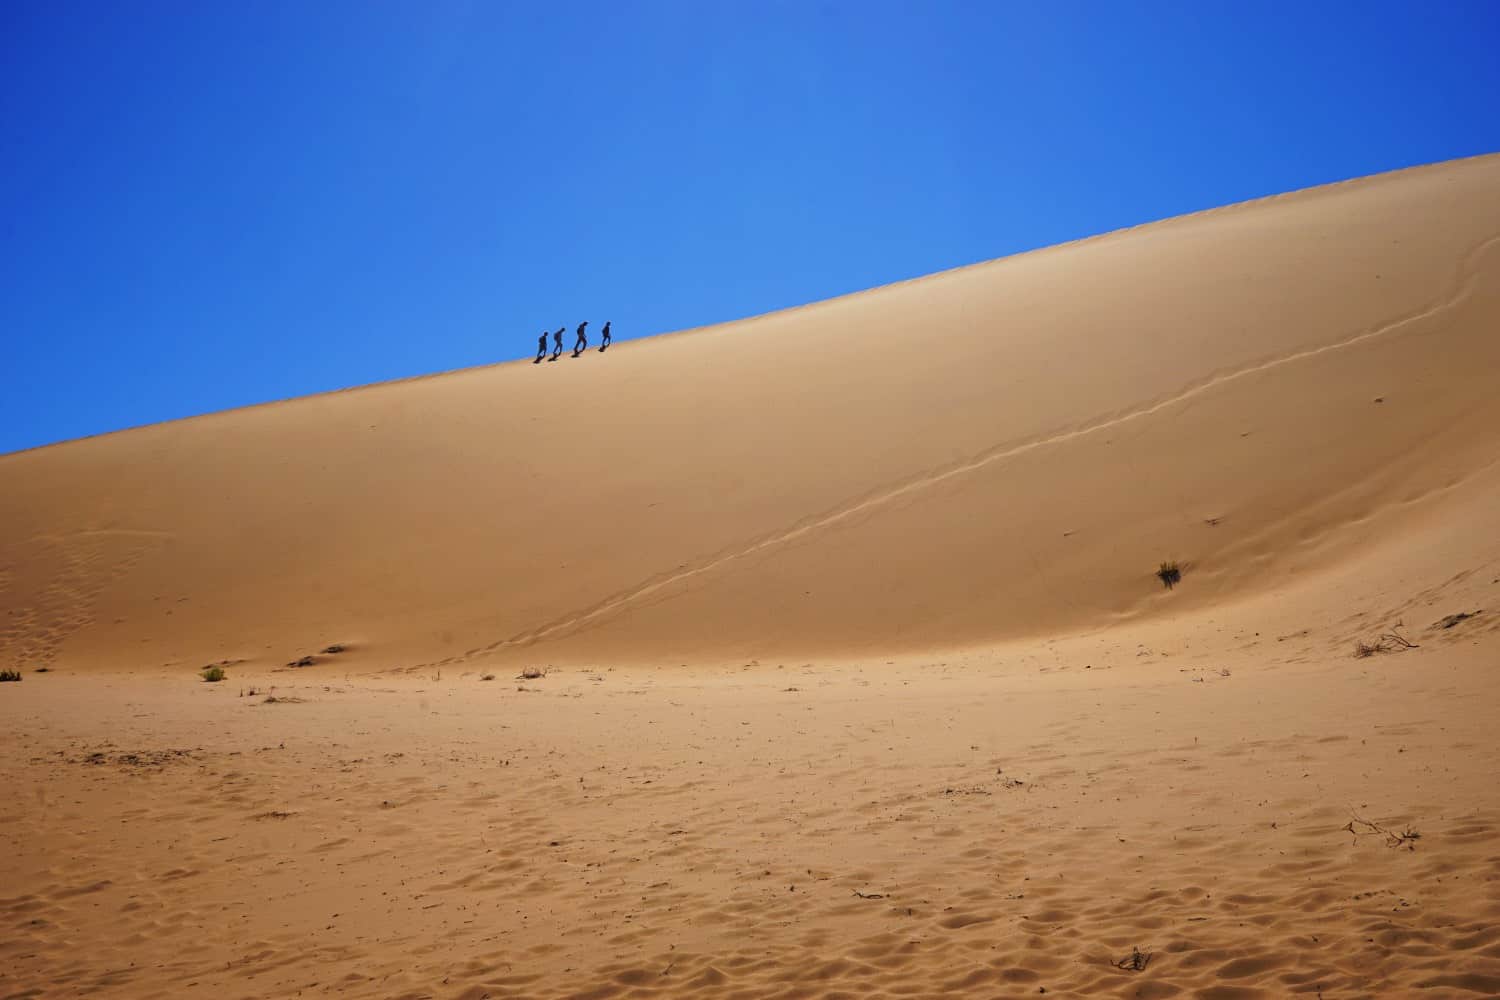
[479,228,1500,656]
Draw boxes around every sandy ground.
[3,155,1500,998]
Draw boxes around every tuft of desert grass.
[201,665,226,683]
[1156,560,1181,589]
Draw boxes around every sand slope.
[3,155,1500,999]
[4,154,1500,674]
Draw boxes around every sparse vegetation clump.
[0,669,22,683]
[1156,561,1181,589]
[1353,625,1418,658]
[201,666,226,683]
[518,665,547,680]
[1433,610,1480,630]
[479,673,496,681]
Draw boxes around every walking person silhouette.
[572,321,588,356]
[551,326,564,361]
[599,321,611,351]
[535,330,547,363]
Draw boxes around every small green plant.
[0,669,22,683]
[201,666,226,683]
[1156,561,1181,589]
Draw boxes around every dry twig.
[1112,947,1153,972]
[1353,624,1418,658]
[1342,814,1421,850]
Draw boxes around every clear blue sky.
[3,1,1497,454]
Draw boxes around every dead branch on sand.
[1112,947,1153,971]
[1342,813,1421,850]
[1353,624,1418,658]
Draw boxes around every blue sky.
[3,1,1498,454]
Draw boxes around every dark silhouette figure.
[535,330,548,363]
[572,321,588,356]
[599,321,612,351]
[551,326,564,361]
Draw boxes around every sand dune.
[3,155,1500,998]
[1,154,1497,674]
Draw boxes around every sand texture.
[3,154,1500,998]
